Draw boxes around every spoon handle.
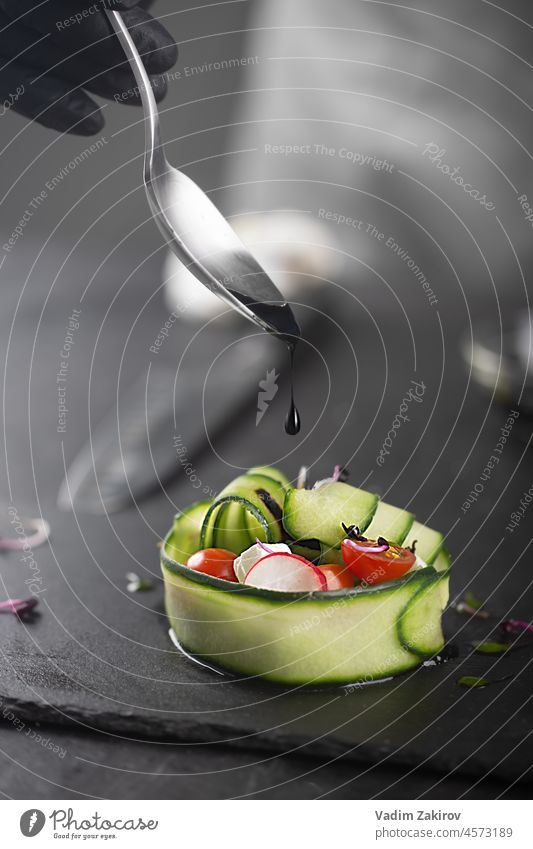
[105,10,165,176]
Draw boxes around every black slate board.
[2,596,532,784]
[1,236,532,787]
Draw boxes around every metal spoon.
[105,10,301,342]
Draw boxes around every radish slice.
[244,553,327,592]
[233,542,291,583]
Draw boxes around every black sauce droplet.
[284,343,301,435]
[285,397,300,435]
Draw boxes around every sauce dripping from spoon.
[284,342,301,435]
[229,293,301,435]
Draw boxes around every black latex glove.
[0,0,177,135]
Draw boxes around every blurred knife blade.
[58,332,278,513]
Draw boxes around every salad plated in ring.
[161,465,450,685]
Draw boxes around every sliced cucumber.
[283,482,378,549]
[200,500,221,550]
[202,473,285,548]
[242,473,286,542]
[364,501,415,545]
[162,528,445,684]
[406,520,444,564]
[398,570,450,657]
[290,539,322,562]
[248,465,291,489]
[244,510,266,544]
[433,547,451,572]
[223,473,286,517]
[201,495,277,548]
[318,545,345,567]
[165,500,212,564]
[213,501,252,555]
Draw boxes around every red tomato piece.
[186,548,238,582]
[341,537,415,585]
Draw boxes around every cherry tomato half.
[186,548,238,582]
[341,537,415,585]
[319,562,355,591]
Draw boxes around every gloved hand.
[0,0,177,135]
